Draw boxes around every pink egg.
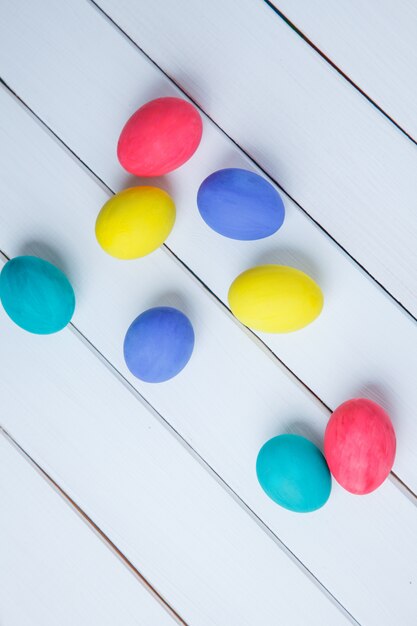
[324,398,396,495]
[117,97,202,177]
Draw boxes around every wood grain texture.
[2,2,417,624]
[272,0,417,142]
[91,0,417,317]
[0,308,351,626]
[1,0,417,496]
[0,435,176,626]
[1,80,417,625]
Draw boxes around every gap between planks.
[1,79,415,508]
[85,0,417,326]
[1,5,416,623]
[1,4,414,620]
[263,1,417,148]
[0,246,362,625]
[0,81,413,619]
[0,424,187,626]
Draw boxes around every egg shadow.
[285,420,324,451]
[210,148,254,172]
[353,382,396,425]
[204,147,287,196]
[117,172,176,197]
[169,69,208,110]
[171,66,289,182]
[251,246,324,288]
[145,291,196,324]
[130,79,178,111]
[17,240,74,283]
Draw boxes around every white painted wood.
[273,0,417,141]
[88,0,417,317]
[0,435,176,626]
[0,312,351,626]
[1,81,417,626]
[1,0,417,498]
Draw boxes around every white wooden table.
[1,1,416,624]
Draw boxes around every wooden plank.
[0,301,351,626]
[0,434,177,626]
[1,0,417,498]
[87,0,417,318]
[271,0,417,142]
[1,80,417,626]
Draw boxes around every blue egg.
[0,256,75,334]
[256,434,331,513]
[124,306,195,383]
[197,168,285,240]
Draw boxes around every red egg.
[324,398,396,495]
[117,97,203,177]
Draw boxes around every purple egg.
[123,306,195,383]
[197,168,285,240]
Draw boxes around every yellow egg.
[228,265,323,333]
[95,186,175,259]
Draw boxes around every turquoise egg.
[0,256,75,334]
[256,434,331,513]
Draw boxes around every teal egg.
[0,256,75,334]
[256,434,331,513]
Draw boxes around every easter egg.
[324,398,396,495]
[95,187,176,259]
[117,97,203,177]
[228,265,323,333]
[124,307,195,382]
[0,256,75,334]
[256,434,331,512]
[197,168,285,240]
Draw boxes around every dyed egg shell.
[256,434,331,512]
[117,97,203,177]
[124,307,195,383]
[197,168,285,240]
[0,256,75,334]
[95,187,175,260]
[324,398,396,495]
[228,265,323,333]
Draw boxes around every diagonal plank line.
[0,3,416,621]
[82,0,417,508]
[0,78,114,197]
[0,245,360,625]
[0,4,414,621]
[263,1,417,148]
[85,0,417,326]
[0,424,188,626]
[0,80,330,413]
[1,75,416,507]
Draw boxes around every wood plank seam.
[0,34,412,620]
[0,90,414,621]
[0,424,188,625]
[264,0,417,147]
[86,0,417,325]
[0,247,361,625]
[2,80,415,507]
[1,4,417,621]
[0,81,330,412]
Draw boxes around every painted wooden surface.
[273,0,417,142]
[1,38,417,626]
[0,434,176,626]
[1,0,417,496]
[0,305,351,626]
[89,0,417,317]
[1,1,417,625]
